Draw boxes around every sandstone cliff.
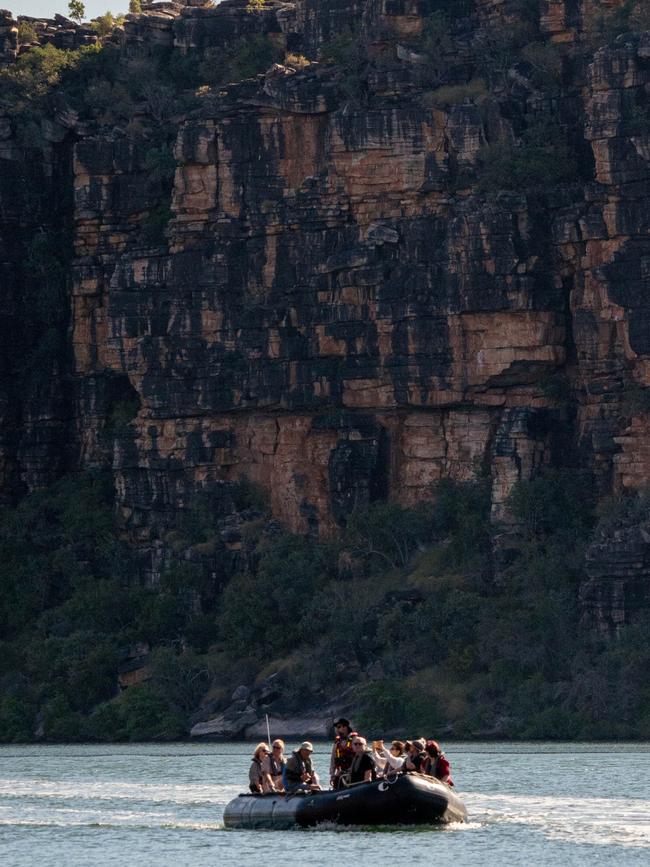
[1,0,650,635]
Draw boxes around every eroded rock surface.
[1,0,650,629]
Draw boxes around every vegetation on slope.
[1,472,649,742]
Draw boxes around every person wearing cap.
[283,742,321,793]
[403,738,427,773]
[329,717,358,789]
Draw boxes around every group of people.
[248,717,453,795]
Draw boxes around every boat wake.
[464,791,650,849]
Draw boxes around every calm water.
[1,742,649,865]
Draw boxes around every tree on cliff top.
[91,12,124,37]
[68,1,86,23]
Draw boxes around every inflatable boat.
[223,773,467,829]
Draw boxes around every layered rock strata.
[1,0,650,627]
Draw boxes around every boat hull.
[223,773,467,829]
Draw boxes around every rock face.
[13,14,99,53]
[0,10,17,64]
[1,0,650,628]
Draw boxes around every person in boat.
[283,742,321,793]
[371,740,404,774]
[371,739,389,772]
[329,717,358,789]
[372,739,406,775]
[423,739,454,786]
[265,739,286,792]
[403,738,427,773]
[349,736,377,784]
[249,742,276,793]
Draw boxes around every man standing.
[329,717,357,789]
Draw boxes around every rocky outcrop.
[189,679,345,739]
[0,9,17,64]
[15,14,98,53]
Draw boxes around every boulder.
[244,715,331,739]
[231,684,251,701]
[190,703,259,739]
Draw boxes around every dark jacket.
[404,750,427,773]
[349,751,376,784]
[424,753,453,784]
[283,751,315,791]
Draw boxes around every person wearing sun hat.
[403,738,428,773]
[329,717,358,789]
[283,741,321,792]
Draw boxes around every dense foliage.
[1,471,649,742]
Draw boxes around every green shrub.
[105,396,140,438]
[521,41,563,88]
[199,35,278,88]
[144,145,177,187]
[142,203,172,244]
[91,12,123,37]
[68,1,86,24]
[594,488,650,538]
[0,44,85,111]
[357,680,443,735]
[229,475,269,513]
[0,697,35,742]
[17,20,37,44]
[508,469,594,543]
[472,23,535,87]
[119,684,185,740]
[149,648,211,713]
[319,30,368,103]
[43,693,83,741]
[345,502,433,571]
[0,474,116,638]
[84,700,126,741]
[478,116,577,195]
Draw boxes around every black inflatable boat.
[223,773,467,829]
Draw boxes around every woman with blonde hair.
[248,743,276,793]
[265,739,286,792]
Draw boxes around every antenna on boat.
[266,713,271,747]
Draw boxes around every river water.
[1,742,649,865]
